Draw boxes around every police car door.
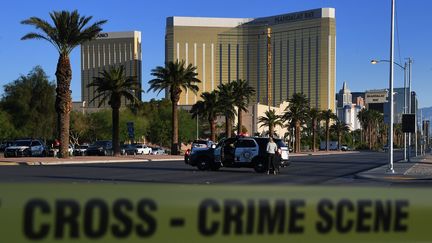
[214,139,224,163]
[234,138,258,163]
[30,140,43,156]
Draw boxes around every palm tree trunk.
[209,119,216,142]
[225,116,232,138]
[270,125,274,138]
[112,106,120,156]
[312,120,317,152]
[326,120,330,152]
[237,109,243,135]
[55,54,72,158]
[338,133,341,151]
[295,121,301,153]
[172,101,179,155]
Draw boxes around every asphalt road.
[1,151,427,186]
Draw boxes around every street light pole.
[408,58,412,161]
[371,58,407,164]
[403,62,408,161]
[403,62,407,161]
[388,0,395,173]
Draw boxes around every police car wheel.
[24,149,31,157]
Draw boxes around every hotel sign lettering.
[366,93,388,103]
[274,11,316,24]
[97,33,109,38]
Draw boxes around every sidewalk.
[356,153,432,181]
[0,154,184,166]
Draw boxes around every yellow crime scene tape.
[0,184,431,242]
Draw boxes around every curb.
[290,151,360,157]
[0,157,184,166]
[0,162,20,166]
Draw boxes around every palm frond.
[22,10,106,55]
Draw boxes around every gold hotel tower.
[81,31,142,109]
[166,8,336,111]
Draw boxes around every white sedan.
[135,144,152,155]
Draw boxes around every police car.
[184,140,215,165]
[187,137,289,173]
[3,139,48,157]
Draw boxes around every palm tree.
[258,109,284,138]
[231,79,255,135]
[87,65,141,156]
[321,109,337,151]
[357,108,369,145]
[394,123,403,147]
[282,93,310,153]
[309,108,322,152]
[21,10,106,158]
[217,82,237,138]
[369,110,384,149]
[330,119,350,150]
[357,109,383,149]
[148,60,200,155]
[190,91,220,142]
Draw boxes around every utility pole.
[407,58,412,162]
[267,27,272,110]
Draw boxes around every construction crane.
[267,27,272,109]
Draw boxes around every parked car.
[121,144,137,155]
[135,144,152,155]
[4,139,48,157]
[86,140,113,156]
[186,136,289,173]
[184,140,215,164]
[49,145,74,157]
[151,147,166,155]
[341,145,351,151]
[73,145,89,156]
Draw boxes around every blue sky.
[1,0,431,108]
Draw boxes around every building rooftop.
[167,8,335,28]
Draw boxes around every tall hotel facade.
[166,8,336,111]
[81,31,142,109]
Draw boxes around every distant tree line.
[0,66,198,148]
[0,66,56,141]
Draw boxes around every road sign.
[402,114,415,133]
[127,122,134,139]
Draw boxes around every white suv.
[4,139,47,157]
[135,144,152,155]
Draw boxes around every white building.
[336,82,364,131]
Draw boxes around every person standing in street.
[266,137,278,175]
